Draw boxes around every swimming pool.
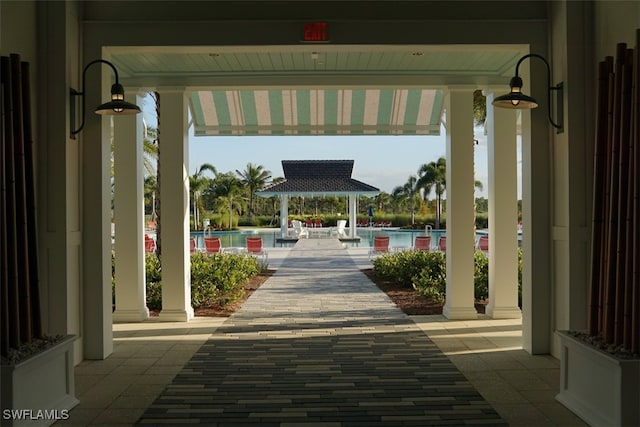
[190,228,448,249]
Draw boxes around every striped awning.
[189,89,443,136]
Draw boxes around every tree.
[392,175,420,225]
[375,192,392,213]
[417,157,447,229]
[417,157,484,229]
[190,163,217,230]
[473,89,487,125]
[236,163,271,219]
[211,173,245,230]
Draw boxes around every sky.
[141,97,521,199]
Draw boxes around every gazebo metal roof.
[257,160,380,197]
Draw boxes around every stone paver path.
[137,239,506,426]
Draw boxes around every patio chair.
[246,237,268,262]
[437,235,447,251]
[190,237,198,253]
[414,235,431,251]
[477,235,489,252]
[144,235,156,253]
[204,237,222,254]
[315,218,322,228]
[291,220,309,238]
[305,219,313,228]
[369,236,390,258]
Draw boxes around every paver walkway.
[137,239,507,426]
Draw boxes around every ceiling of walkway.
[110,44,527,136]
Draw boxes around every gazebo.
[257,160,380,241]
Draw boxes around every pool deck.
[62,240,586,426]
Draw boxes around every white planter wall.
[556,331,640,426]
[1,336,78,426]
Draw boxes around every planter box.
[1,335,78,426]
[556,331,640,426]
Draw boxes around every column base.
[113,307,150,323]
[158,307,194,322]
[442,304,478,320]
[486,305,522,319]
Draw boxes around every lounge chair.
[204,237,222,253]
[437,235,447,251]
[369,236,390,258]
[477,235,489,252]
[414,235,431,251]
[331,219,347,238]
[246,237,268,262]
[291,220,309,238]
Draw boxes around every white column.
[443,88,477,319]
[485,91,522,319]
[113,91,150,322]
[158,89,193,322]
[81,47,114,359]
[349,194,357,238]
[280,195,289,237]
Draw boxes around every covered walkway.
[65,240,584,426]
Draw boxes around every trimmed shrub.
[145,253,162,310]
[134,252,261,311]
[410,251,446,303]
[190,252,260,308]
[474,250,489,300]
[372,248,521,304]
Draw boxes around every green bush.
[189,252,260,308]
[474,250,489,300]
[372,248,522,304]
[120,252,261,311]
[145,253,162,310]
[410,252,446,303]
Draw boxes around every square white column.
[443,88,478,319]
[113,91,150,322]
[349,194,357,238]
[280,195,289,237]
[485,92,522,319]
[158,89,194,322]
[80,52,114,359]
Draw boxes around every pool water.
[190,228,448,250]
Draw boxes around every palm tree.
[392,175,420,225]
[212,173,245,230]
[417,157,447,229]
[267,176,285,224]
[190,163,217,230]
[418,156,484,229]
[236,163,271,219]
[375,192,392,213]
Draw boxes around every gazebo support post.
[349,194,357,239]
[280,195,289,238]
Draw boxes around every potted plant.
[556,39,640,427]
[0,53,78,426]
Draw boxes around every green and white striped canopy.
[189,88,443,136]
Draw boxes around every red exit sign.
[303,22,328,42]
